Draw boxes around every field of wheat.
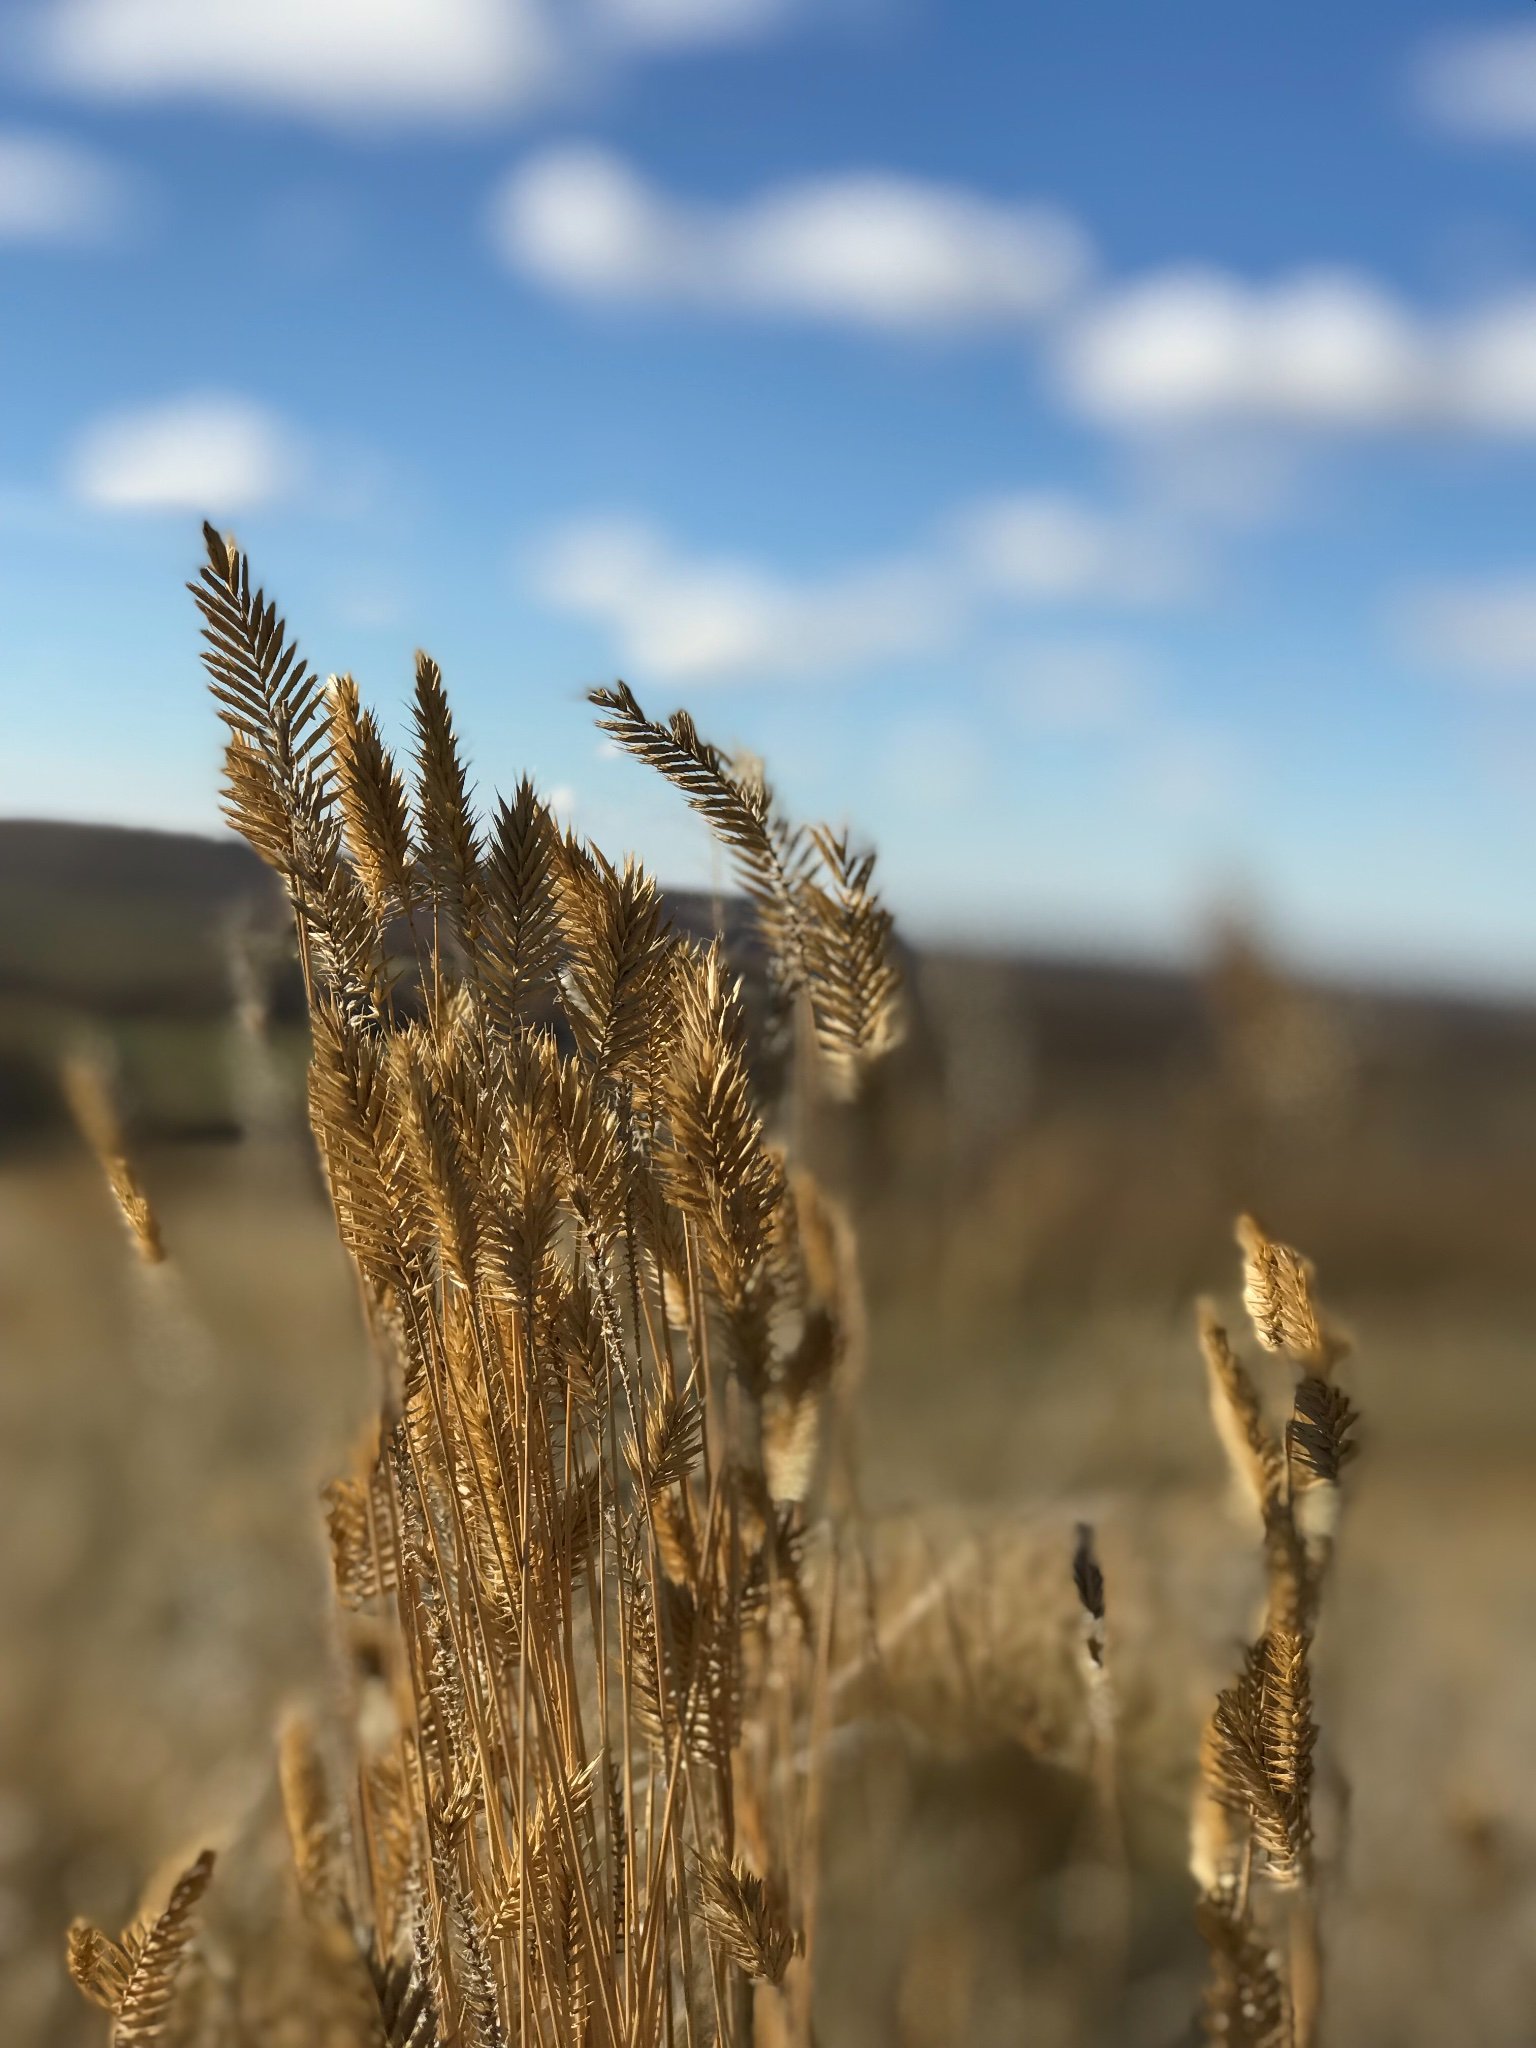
[2,529,1534,2048]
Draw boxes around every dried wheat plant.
[69,523,902,2048]
[1192,1216,1358,2048]
[61,1044,167,1266]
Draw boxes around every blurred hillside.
[7,817,1536,1311]
[7,824,1534,1464]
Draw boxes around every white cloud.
[0,128,129,242]
[491,145,1093,332]
[586,0,792,52]
[1397,576,1536,684]
[1060,265,1536,435]
[529,492,1184,685]
[28,0,804,125]
[1062,269,1429,429]
[67,394,306,513]
[33,0,555,124]
[532,513,962,681]
[1413,23,1536,141]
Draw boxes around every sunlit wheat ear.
[801,825,904,1093]
[590,678,905,1093]
[1235,1213,1334,1369]
[589,680,812,988]
[67,1849,215,2046]
[327,671,417,925]
[61,1048,166,1266]
[1286,1374,1358,1567]
[411,649,484,970]
[697,1852,800,1987]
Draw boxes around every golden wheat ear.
[1235,1213,1337,1369]
[590,680,811,981]
[327,671,417,925]
[801,824,905,1091]
[67,1849,215,2044]
[410,650,484,969]
[697,1851,799,1987]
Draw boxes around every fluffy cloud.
[1059,267,1536,434]
[528,493,1182,684]
[67,394,306,512]
[1398,576,1536,684]
[28,0,798,125]
[0,128,128,242]
[33,0,555,124]
[1412,22,1536,141]
[492,145,1093,332]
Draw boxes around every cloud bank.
[1059,267,1536,434]
[492,145,1094,332]
[528,492,1187,685]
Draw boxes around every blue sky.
[5,1,1536,989]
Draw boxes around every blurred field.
[4,822,1536,2045]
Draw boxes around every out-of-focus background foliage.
[5,1,1536,2042]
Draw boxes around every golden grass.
[39,523,1522,2047]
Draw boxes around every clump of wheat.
[68,523,901,2048]
[1193,1215,1358,2048]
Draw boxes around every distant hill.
[0,819,283,1018]
[5,817,1536,1160]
